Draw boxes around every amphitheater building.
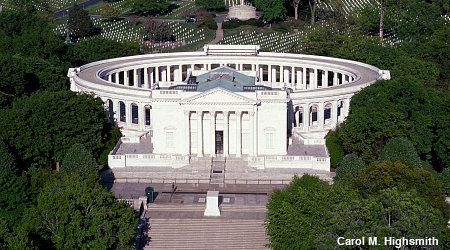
[68,45,389,181]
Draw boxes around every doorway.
[215,131,223,154]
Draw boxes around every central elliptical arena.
[68,45,389,183]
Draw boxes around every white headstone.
[204,191,221,216]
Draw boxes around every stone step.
[145,218,269,249]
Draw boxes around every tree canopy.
[69,4,94,38]
[22,174,137,249]
[61,143,99,179]
[334,153,366,183]
[254,0,286,23]
[141,18,174,42]
[0,90,119,168]
[126,0,170,16]
[195,0,225,11]
[338,77,449,171]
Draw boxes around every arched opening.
[324,103,332,124]
[107,99,114,124]
[131,103,138,124]
[145,105,151,126]
[310,105,318,127]
[294,106,304,128]
[119,101,126,122]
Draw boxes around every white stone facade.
[68,45,389,171]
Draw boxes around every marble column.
[302,68,307,89]
[150,68,154,88]
[268,65,272,84]
[318,102,324,130]
[249,111,255,156]
[107,74,111,82]
[280,65,284,83]
[115,72,119,84]
[134,69,139,87]
[331,100,338,127]
[333,72,338,86]
[139,103,144,130]
[178,64,183,82]
[253,109,258,156]
[291,66,295,87]
[144,68,149,89]
[125,101,131,128]
[155,66,159,82]
[236,111,242,157]
[167,66,171,82]
[296,69,302,89]
[223,111,229,156]
[124,70,129,86]
[184,111,190,155]
[210,111,216,157]
[113,100,119,124]
[303,104,309,132]
[197,111,203,157]
[324,70,329,87]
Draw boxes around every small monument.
[204,191,221,216]
[226,0,257,21]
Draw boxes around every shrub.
[60,143,98,179]
[334,153,366,182]
[222,20,240,29]
[351,160,449,218]
[438,168,450,194]
[201,14,217,30]
[325,130,344,168]
[271,23,290,33]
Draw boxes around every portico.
[185,110,254,157]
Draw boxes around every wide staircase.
[144,204,269,249]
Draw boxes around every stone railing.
[108,153,190,168]
[247,155,330,171]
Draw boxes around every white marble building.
[68,45,389,172]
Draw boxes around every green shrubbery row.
[222,19,265,29]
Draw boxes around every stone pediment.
[181,87,255,105]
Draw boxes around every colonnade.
[104,98,152,131]
[184,110,257,157]
[104,63,354,91]
[292,98,350,132]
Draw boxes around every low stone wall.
[108,154,190,168]
[247,155,330,171]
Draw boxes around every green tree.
[0,172,29,226]
[254,0,286,23]
[69,4,94,38]
[23,174,137,249]
[0,218,36,250]
[265,174,356,249]
[334,153,366,183]
[339,77,449,170]
[126,0,170,16]
[325,130,344,168]
[437,167,450,194]
[100,4,121,21]
[0,90,118,167]
[141,18,174,42]
[61,143,98,179]
[318,188,446,248]
[0,11,67,64]
[0,139,17,174]
[70,37,139,66]
[351,160,448,218]
[195,0,225,11]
